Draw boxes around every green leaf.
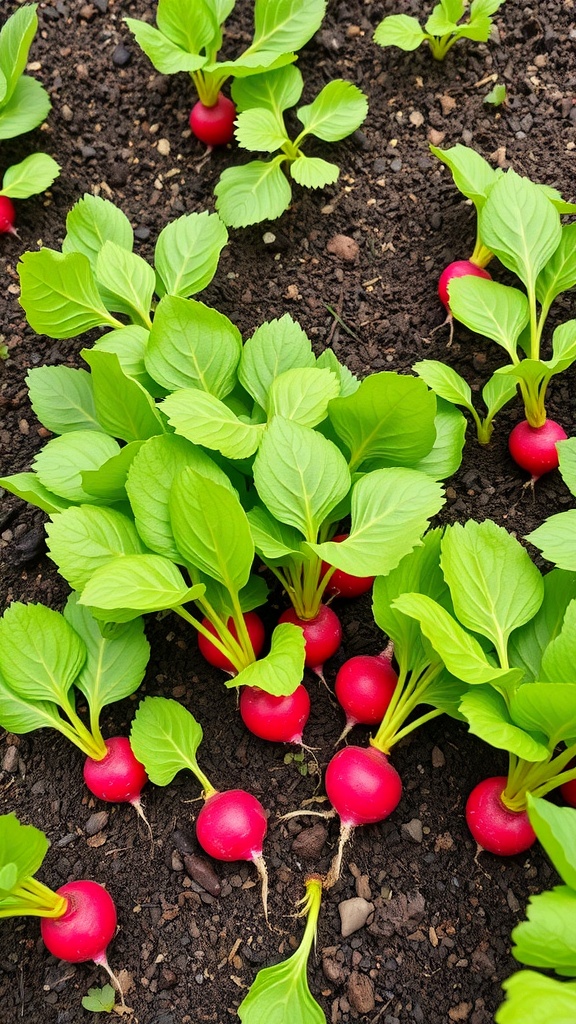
[511,683,576,747]
[232,64,304,114]
[328,371,436,472]
[130,696,205,787]
[441,0,465,20]
[558,438,576,495]
[156,0,218,53]
[235,107,287,152]
[79,554,204,619]
[412,400,466,480]
[527,795,576,889]
[0,814,49,896]
[63,594,149,720]
[470,0,506,14]
[81,441,145,502]
[81,349,165,443]
[511,887,576,976]
[430,144,498,211]
[316,349,359,397]
[481,373,518,419]
[127,434,233,560]
[310,468,444,578]
[170,469,254,591]
[509,569,576,680]
[424,9,457,36]
[459,686,550,761]
[27,365,100,434]
[81,985,116,1013]
[497,971,576,1024]
[441,520,544,660]
[95,242,155,328]
[247,506,305,563]
[18,250,122,339]
[253,418,350,541]
[479,170,562,292]
[373,15,427,51]
[448,278,530,359]
[231,623,305,695]
[252,0,328,54]
[0,5,38,103]
[239,314,315,412]
[412,360,474,413]
[161,389,265,459]
[46,505,147,592]
[0,154,59,199]
[546,320,576,376]
[32,430,121,503]
[0,74,50,138]
[0,603,85,707]
[154,211,228,299]
[527,510,576,571]
[205,50,296,77]
[215,158,292,228]
[290,156,339,189]
[0,673,71,737]
[269,367,340,427]
[94,326,163,398]
[484,83,507,107]
[124,19,208,74]
[145,295,241,397]
[62,194,134,270]
[541,601,576,684]
[0,473,73,515]
[453,14,492,41]
[297,81,368,142]
[536,223,576,309]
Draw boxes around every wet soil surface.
[1,0,575,1021]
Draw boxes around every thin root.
[323,823,354,890]
[278,806,336,824]
[334,720,354,748]
[94,955,127,1010]
[253,854,269,925]
[131,797,154,858]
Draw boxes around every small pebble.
[183,853,222,897]
[347,972,375,1014]
[338,897,374,937]
[402,818,423,843]
[112,43,131,67]
[326,234,359,261]
[2,746,19,773]
[85,811,109,836]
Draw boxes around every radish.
[189,94,236,147]
[508,419,567,481]
[438,260,492,311]
[239,684,311,744]
[465,776,536,856]
[0,196,17,236]
[83,737,148,810]
[321,534,375,599]
[196,790,269,918]
[334,653,398,743]
[197,611,266,674]
[278,604,342,678]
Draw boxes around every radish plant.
[496,797,576,1022]
[130,697,270,916]
[0,5,60,234]
[527,437,576,570]
[0,596,150,815]
[214,66,368,227]
[125,0,327,146]
[0,814,123,998]
[374,0,506,62]
[237,875,325,1022]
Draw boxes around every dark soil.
[1,1,575,1022]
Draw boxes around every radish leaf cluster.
[373,0,506,63]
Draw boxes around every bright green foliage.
[484,82,507,106]
[527,438,576,570]
[495,798,576,1022]
[81,985,117,1013]
[0,814,66,920]
[130,696,215,795]
[126,0,327,106]
[373,0,506,61]
[215,67,368,226]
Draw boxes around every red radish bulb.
[189,94,236,147]
[438,260,492,312]
[325,745,402,828]
[196,788,270,918]
[322,534,375,599]
[335,654,398,731]
[0,196,16,236]
[83,736,147,806]
[239,684,310,744]
[278,604,342,676]
[465,776,536,855]
[508,419,567,480]
[40,880,117,964]
[197,611,266,673]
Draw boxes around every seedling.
[125,0,327,146]
[0,815,123,999]
[214,66,368,227]
[484,83,507,107]
[81,985,117,1013]
[373,0,506,62]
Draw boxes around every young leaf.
[215,158,292,228]
[26,365,100,435]
[497,971,576,1024]
[235,108,287,152]
[430,145,498,212]
[18,250,123,339]
[81,441,145,501]
[62,194,133,269]
[239,314,315,412]
[540,601,576,684]
[79,554,205,619]
[484,83,507,107]
[413,360,475,414]
[510,887,576,976]
[231,622,305,695]
[448,278,529,359]
[0,603,85,707]
[94,326,163,398]
[145,295,241,397]
[161,389,265,460]
[526,796,576,890]
[95,242,155,328]
[0,154,60,199]
[252,0,328,54]
[0,674,70,738]
[440,0,465,20]
[32,430,121,503]
[536,223,576,311]
[0,5,39,103]
[509,569,576,680]
[0,75,51,139]
[0,814,49,896]
[269,367,340,427]
[412,400,466,480]
[481,373,518,419]
[247,506,305,563]
[424,9,458,37]
[459,687,550,762]
[130,696,205,787]
[558,438,576,495]
[290,156,339,189]
[155,0,218,53]
[123,19,208,74]
[316,349,359,397]
[81,349,166,443]
[296,81,368,142]
[232,64,304,115]
[81,985,116,1013]
[0,473,73,516]
[510,683,576,747]
[154,211,228,299]
[373,14,427,51]
[46,505,148,592]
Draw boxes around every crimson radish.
[321,534,375,599]
[197,611,266,674]
[435,260,492,342]
[334,652,398,743]
[508,419,567,482]
[83,736,148,811]
[278,604,342,678]
[189,94,236,147]
[239,684,310,744]
[465,776,536,856]
[130,697,271,917]
[0,196,17,236]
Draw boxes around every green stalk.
[371,662,442,755]
[1,878,67,919]
[59,695,107,760]
[469,240,493,269]
[190,69,229,107]
[173,605,246,675]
